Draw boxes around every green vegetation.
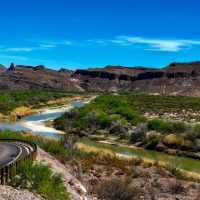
[0,90,76,114]
[123,93,200,114]
[53,94,200,153]
[12,162,69,200]
[147,119,188,134]
[54,94,145,131]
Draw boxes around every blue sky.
[1,0,200,70]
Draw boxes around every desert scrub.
[162,134,193,150]
[145,134,161,149]
[124,93,200,114]
[12,162,69,200]
[91,178,140,200]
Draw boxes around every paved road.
[0,143,29,167]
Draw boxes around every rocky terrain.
[2,61,200,95]
[0,185,43,200]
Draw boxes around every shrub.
[162,134,193,150]
[145,134,161,149]
[92,178,140,200]
[130,123,147,143]
[147,119,174,133]
[165,163,179,176]
[194,124,200,138]
[172,122,188,135]
[183,130,198,142]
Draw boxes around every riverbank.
[86,133,200,161]
[76,138,200,181]
[0,90,86,121]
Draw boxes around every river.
[0,100,200,174]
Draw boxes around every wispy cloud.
[0,47,34,52]
[39,44,56,49]
[87,39,107,46]
[0,54,27,61]
[27,38,73,48]
[110,36,200,52]
[2,36,200,53]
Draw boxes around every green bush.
[12,162,69,200]
[194,124,200,138]
[130,133,145,143]
[145,134,161,149]
[147,119,174,133]
[147,119,188,135]
[172,122,188,135]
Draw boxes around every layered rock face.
[2,62,200,95]
[73,62,200,96]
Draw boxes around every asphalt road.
[0,143,29,167]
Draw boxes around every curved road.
[0,143,30,168]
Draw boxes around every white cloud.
[87,39,107,46]
[112,36,200,52]
[39,44,56,48]
[28,38,73,47]
[0,47,34,52]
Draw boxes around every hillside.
[0,64,81,91]
[2,61,200,95]
[73,62,200,95]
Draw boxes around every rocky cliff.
[2,62,200,95]
[73,62,200,96]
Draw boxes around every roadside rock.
[0,185,43,200]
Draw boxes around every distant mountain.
[73,62,200,96]
[0,64,81,91]
[2,62,200,96]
